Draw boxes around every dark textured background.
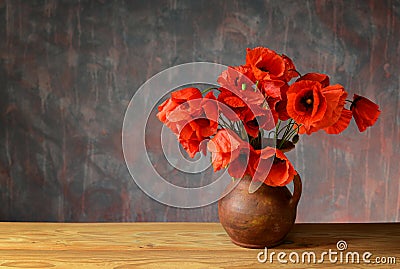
[1,0,399,222]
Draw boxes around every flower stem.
[274,120,281,141]
[276,122,289,137]
[218,116,231,130]
[282,119,293,138]
[286,124,301,141]
[201,87,219,94]
[278,119,296,148]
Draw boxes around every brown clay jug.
[218,173,302,248]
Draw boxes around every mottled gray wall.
[1,0,399,222]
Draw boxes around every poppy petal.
[324,108,353,134]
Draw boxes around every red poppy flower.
[201,91,220,122]
[228,145,258,179]
[180,93,219,157]
[218,89,274,137]
[265,149,297,186]
[217,90,249,121]
[157,98,179,126]
[171,87,202,101]
[242,104,275,137]
[245,47,297,82]
[286,80,347,134]
[281,54,299,82]
[252,147,297,187]
[218,76,265,112]
[287,80,327,129]
[258,79,286,99]
[157,87,202,123]
[217,64,287,128]
[232,64,257,83]
[207,129,249,172]
[217,66,264,105]
[350,94,381,132]
[257,77,293,122]
[178,137,202,158]
[158,88,219,158]
[273,83,291,121]
[297,72,330,87]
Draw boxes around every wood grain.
[0,223,398,268]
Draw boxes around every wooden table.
[0,223,398,268]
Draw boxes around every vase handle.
[289,173,302,209]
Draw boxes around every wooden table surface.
[0,223,398,268]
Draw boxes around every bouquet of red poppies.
[157,47,380,188]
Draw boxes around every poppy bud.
[292,134,299,144]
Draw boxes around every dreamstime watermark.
[257,240,397,265]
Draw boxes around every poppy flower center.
[258,66,269,72]
[300,92,314,110]
[256,61,270,73]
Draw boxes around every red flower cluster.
[207,129,296,187]
[157,47,381,188]
[217,67,275,137]
[286,73,380,134]
[222,47,299,124]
